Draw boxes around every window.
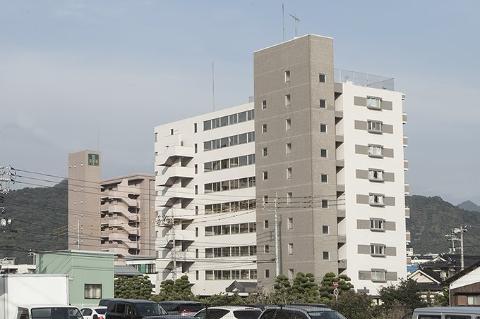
[286,192,292,204]
[194,164,198,174]
[263,195,269,204]
[369,169,384,182]
[321,174,328,183]
[205,270,213,280]
[265,269,270,278]
[370,244,386,256]
[264,245,270,253]
[320,149,328,158]
[262,100,267,110]
[370,218,385,231]
[196,249,199,258]
[286,118,291,131]
[264,220,269,229]
[286,143,292,154]
[369,193,385,206]
[368,144,384,158]
[285,94,291,107]
[323,251,330,260]
[367,96,382,110]
[319,99,326,108]
[320,123,327,133]
[195,185,198,195]
[170,129,174,135]
[262,124,267,133]
[262,147,268,157]
[263,171,268,180]
[322,225,329,234]
[194,123,197,133]
[321,200,329,208]
[368,120,383,133]
[319,73,326,83]
[154,132,158,142]
[467,295,480,305]
[195,227,199,237]
[194,144,198,153]
[196,270,199,280]
[87,154,99,166]
[288,243,293,255]
[195,206,199,215]
[287,217,293,230]
[284,70,291,82]
[84,284,102,299]
[286,167,292,180]
[371,270,386,282]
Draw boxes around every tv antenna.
[289,13,300,37]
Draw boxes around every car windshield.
[309,311,347,319]
[31,308,83,319]
[233,310,262,319]
[94,309,107,315]
[135,303,164,316]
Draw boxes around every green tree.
[290,272,319,303]
[114,275,153,299]
[319,272,354,301]
[433,288,449,306]
[152,275,194,301]
[378,279,427,316]
[271,275,292,304]
[330,291,377,319]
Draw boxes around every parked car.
[105,299,167,319]
[412,307,480,318]
[194,306,262,319]
[81,307,107,319]
[258,305,346,319]
[99,299,116,307]
[17,306,84,319]
[158,301,204,316]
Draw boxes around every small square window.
[367,96,382,110]
[262,147,268,157]
[263,195,269,204]
[369,169,384,182]
[170,129,174,135]
[370,244,386,256]
[288,243,293,255]
[322,225,329,234]
[264,245,270,253]
[286,167,292,180]
[321,174,328,183]
[286,143,292,154]
[370,218,385,231]
[319,99,326,108]
[84,284,102,299]
[285,94,291,107]
[320,149,328,158]
[284,70,291,82]
[264,220,269,229]
[286,118,291,131]
[287,217,293,230]
[262,100,267,110]
[320,123,327,133]
[368,120,383,134]
[287,192,292,204]
[369,193,385,206]
[262,124,267,133]
[323,251,330,260]
[321,200,329,208]
[194,123,197,133]
[319,73,326,83]
[368,144,384,158]
[263,171,268,180]
[265,269,270,278]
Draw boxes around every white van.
[412,307,480,319]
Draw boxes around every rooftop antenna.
[289,13,300,37]
[282,3,285,41]
[212,61,215,111]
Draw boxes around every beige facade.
[68,150,102,251]
[100,175,155,258]
[68,151,155,259]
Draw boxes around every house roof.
[444,260,480,284]
[225,281,257,293]
[408,269,442,284]
[114,265,142,276]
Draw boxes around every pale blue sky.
[1,0,479,204]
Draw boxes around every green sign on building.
[88,153,100,166]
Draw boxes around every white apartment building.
[154,103,257,295]
[154,34,408,296]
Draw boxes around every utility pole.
[0,166,16,232]
[171,209,177,280]
[289,13,300,37]
[274,192,281,277]
[451,226,468,271]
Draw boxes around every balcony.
[176,229,196,242]
[404,160,409,171]
[405,207,410,218]
[338,259,347,270]
[157,146,194,167]
[107,204,139,221]
[402,113,407,124]
[101,191,137,207]
[334,68,394,91]
[405,184,411,195]
[337,235,346,246]
[337,209,346,219]
[406,231,411,243]
[158,207,196,221]
[403,136,408,147]
[160,184,194,200]
[156,166,194,186]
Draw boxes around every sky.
[0,0,479,204]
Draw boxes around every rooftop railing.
[334,68,395,91]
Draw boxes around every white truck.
[0,274,76,319]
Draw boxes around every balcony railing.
[335,68,395,91]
